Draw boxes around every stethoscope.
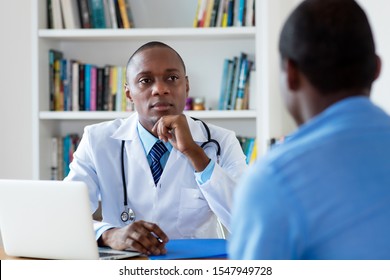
[119,117,221,223]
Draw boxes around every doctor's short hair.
[278,0,377,94]
[126,41,187,79]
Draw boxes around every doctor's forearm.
[183,144,211,172]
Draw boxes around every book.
[209,0,221,27]
[54,58,63,111]
[117,0,130,28]
[204,0,215,27]
[89,0,106,28]
[106,0,118,28]
[114,0,123,28]
[71,60,80,111]
[102,0,112,28]
[90,65,97,111]
[51,0,64,29]
[96,67,104,110]
[78,63,85,110]
[237,0,245,26]
[226,0,235,26]
[49,49,63,111]
[245,0,255,26]
[218,58,232,110]
[224,56,237,110]
[103,65,111,111]
[216,0,226,27]
[84,64,91,111]
[235,58,252,110]
[109,66,118,111]
[77,0,91,28]
[51,137,59,180]
[47,0,54,28]
[60,0,81,29]
[229,52,247,110]
[193,0,202,27]
[196,0,208,27]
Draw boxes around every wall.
[358,0,390,112]
[0,0,33,179]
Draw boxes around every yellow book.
[193,0,202,27]
[204,0,215,28]
[109,66,117,111]
[118,0,130,28]
[249,139,258,165]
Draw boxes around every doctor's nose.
[151,80,169,96]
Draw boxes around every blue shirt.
[229,97,390,259]
[137,122,214,184]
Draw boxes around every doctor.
[65,41,247,256]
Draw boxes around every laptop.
[0,179,141,260]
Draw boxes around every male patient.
[229,0,390,259]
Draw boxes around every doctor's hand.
[98,220,169,255]
[152,114,210,172]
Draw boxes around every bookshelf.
[32,0,296,179]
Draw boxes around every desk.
[0,246,147,260]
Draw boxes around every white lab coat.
[65,113,247,239]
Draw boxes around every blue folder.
[149,239,227,260]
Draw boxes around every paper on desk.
[149,238,227,260]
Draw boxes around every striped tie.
[149,141,168,185]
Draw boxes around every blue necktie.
[149,141,167,185]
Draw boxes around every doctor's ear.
[125,84,133,102]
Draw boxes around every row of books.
[237,136,257,165]
[48,0,134,29]
[194,0,255,28]
[50,133,256,180]
[218,52,253,110]
[49,49,134,112]
[51,134,81,180]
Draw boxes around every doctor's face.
[125,47,189,132]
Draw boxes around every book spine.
[71,61,79,111]
[107,0,118,28]
[117,0,130,28]
[109,66,117,111]
[209,0,221,27]
[52,0,64,29]
[204,0,215,28]
[77,0,91,28]
[218,59,232,110]
[114,0,124,28]
[230,52,247,110]
[90,65,97,111]
[49,50,63,111]
[237,0,245,27]
[78,63,85,111]
[103,65,111,110]
[89,0,106,28]
[96,67,104,110]
[84,64,91,111]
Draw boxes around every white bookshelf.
[32,0,296,179]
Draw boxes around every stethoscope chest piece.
[121,208,136,223]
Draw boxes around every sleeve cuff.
[195,159,215,185]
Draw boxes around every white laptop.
[0,179,141,260]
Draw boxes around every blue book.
[230,52,247,110]
[218,58,232,110]
[234,59,251,110]
[84,64,91,111]
[237,0,245,26]
[224,56,237,110]
[227,0,234,26]
[89,0,106,28]
[149,239,227,260]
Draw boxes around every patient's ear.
[285,59,300,91]
[374,55,382,80]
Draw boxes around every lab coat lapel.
[110,114,151,176]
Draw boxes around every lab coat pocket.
[177,188,211,237]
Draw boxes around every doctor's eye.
[139,77,152,84]
[167,75,179,82]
